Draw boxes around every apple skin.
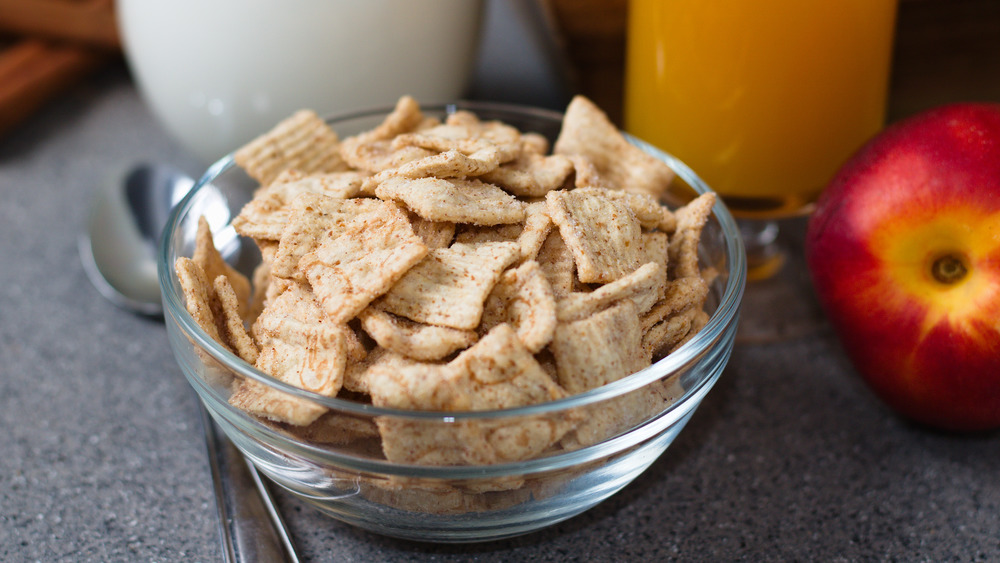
[806,102,1000,432]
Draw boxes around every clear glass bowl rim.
[158,99,747,424]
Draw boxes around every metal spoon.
[79,164,192,316]
[79,163,299,562]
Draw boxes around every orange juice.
[625,0,897,217]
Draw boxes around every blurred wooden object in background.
[0,0,120,49]
[889,0,1000,120]
[545,0,627,124]
[0,0,119,137]
[0,39,105,135]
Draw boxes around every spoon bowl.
[79,163,238,315]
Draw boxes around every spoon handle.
[199,402,299,563]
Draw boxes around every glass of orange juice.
[624,0,898,341]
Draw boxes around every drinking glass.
[624,0,898,341]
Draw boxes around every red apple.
[806,102,1000,432]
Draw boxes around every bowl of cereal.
[159,96,746,542]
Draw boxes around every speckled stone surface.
[1,66,998,563]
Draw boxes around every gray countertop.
[2,64,998,563]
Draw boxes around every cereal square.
[546,188,643,284]
[550,300,647,394]
[234,109,347,185]
[377,241,520,330]
[299,201,428,323]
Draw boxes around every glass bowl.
[158,101,746,542]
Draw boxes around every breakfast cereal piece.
[556,262,666,322]
[263,277,296,314]
[251,280,326,342]
[214,275,259,364]
[406,213,455,249]
[175,257,226,345]
[479,152,574,198]
[365,357,456,411]
[341,354,372,395]
[643,231,669,274]
[565,154,603,190]
[449,324,578,463]
[534,229,575,298]
[245,239,280,326]
[701,265,720,288]
[352,95,429,144]
[377,241,520,330]
[360,479,526,515]
[550,300,648,394]
[371,112,526,183]
[284,411,380,446]
[535,348,559,381]
[254,304,349,398]
[516,202,553,261]
[357,306,478,361]
[299,201,428,323]
[361,148,502,194]
[253,282,325,328]
[344,323,369,360]
[287,170,369,199]
[342,347,418,395]
[251,282,332,341]
[669,192,716,279]
[442,108,480,128]
[375,176,525,225]
[368,363,489,465]
[659,206,678,233]
[519,131,550,155]
[650,307,710,358]
[343,141,433,178]
[338,96,438,173]
[431,111,524,161]
[476,121,526,155]
[231,170,306,241]
[246,264,270,327]
[369,325,572,465]
[229,378,327,426]
[640,276,709,332]
[480,261,557,353]
[342,124,439,179]
[391,129,512,167]
[193,216,251,318]
[233,170,371,240]
[672,309,710,352]
[553,95,674,198]
[546,188,643,284]
[360,483,473,515]
[471,116,526,149]
[391,118,523,172]
[445,325,573,461]
[234,109,347,186]
[560,383,674,450]
[257,238,279,266]
[271,194,386,280]
[641,305,701,360]
[572,186,665,231]
[176,257,239,390]
[453,223,523,246]
[392,470,528,498]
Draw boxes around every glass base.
[736,216,828,344]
